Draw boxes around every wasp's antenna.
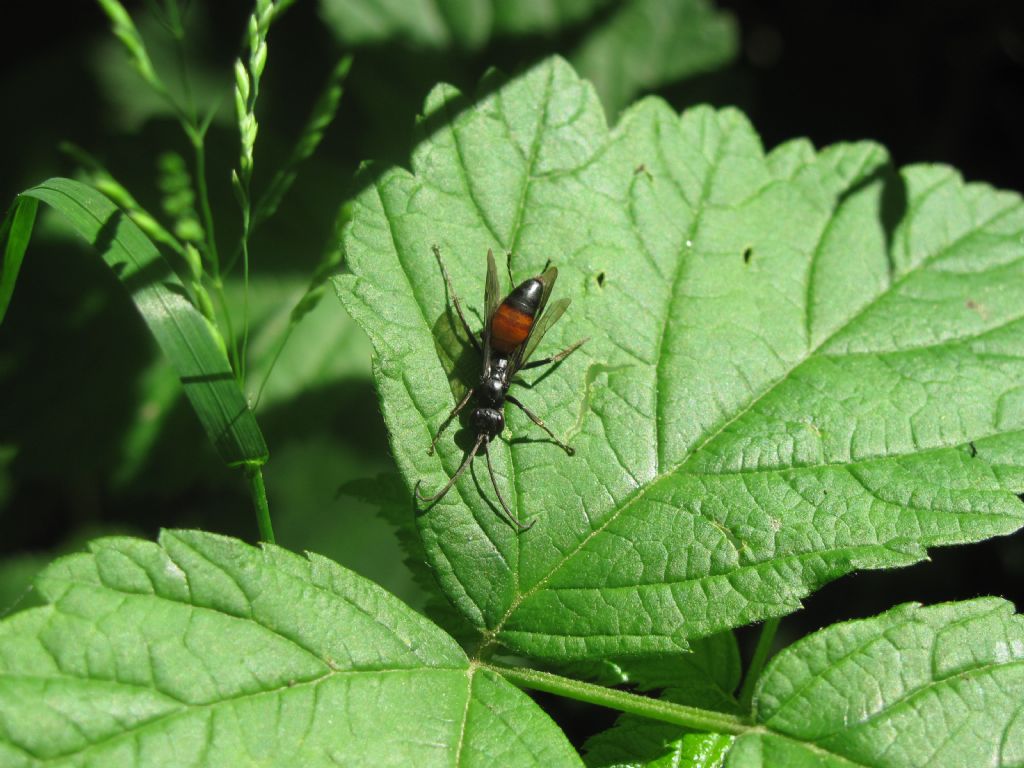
[416,433,486,504]
[484,439,534,531]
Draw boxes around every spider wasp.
[414,246,586,531]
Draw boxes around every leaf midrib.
[418,64,556,610]
[486,163,1020,645]
[652,106,728,473]
[26,665,466,765]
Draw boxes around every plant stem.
[251,321,294,412]
[190,139,241,376]
[192,139,220,278]
[482,663,749,735]
[239,207,251,385]
[245,463,275,543]
[738,617,780,710]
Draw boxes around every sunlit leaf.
[334,56,1024,659]
[730,599,1024,767]
[0,531,582,767]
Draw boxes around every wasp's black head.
[471,407,504,437]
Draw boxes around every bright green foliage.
[583,599,1024,767]
[571,0,737,114]
[731,599,1024,767]
[0,531,581,767]
[334,56,1024,660]
[0,179,267,467]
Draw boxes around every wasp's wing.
[534,265,558,321]
[513,296,570,374]
[482,249,501,375]
[508,265,559,372]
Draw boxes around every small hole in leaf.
[742,247,753,264]
[596,271,606,287]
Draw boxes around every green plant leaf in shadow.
[90,4,229,132]
[579,633,740,767]
[570,0,738,115]
[320,0,614,50]
[0,178,267,467]
[320,0,737,116]
[334,56,1024,660]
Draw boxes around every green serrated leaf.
[334,56,1024,660]
[0,178,267,467]
[0,526,138,617]
[0,531,582,767]
[585,599,1024,767]
[729,598,1024,767]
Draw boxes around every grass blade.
[1,177,268,466]
[0,196,38,325]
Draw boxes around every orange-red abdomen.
[490,276,545,355]
[491,304,535,354]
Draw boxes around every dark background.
[2,0,1023,748]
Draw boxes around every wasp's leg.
[432,244,482,353]
[505,394,575,456]
[518,337,588,371]
[483,438,534,531]
[427,387,474,455]
[415,433,485,504]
